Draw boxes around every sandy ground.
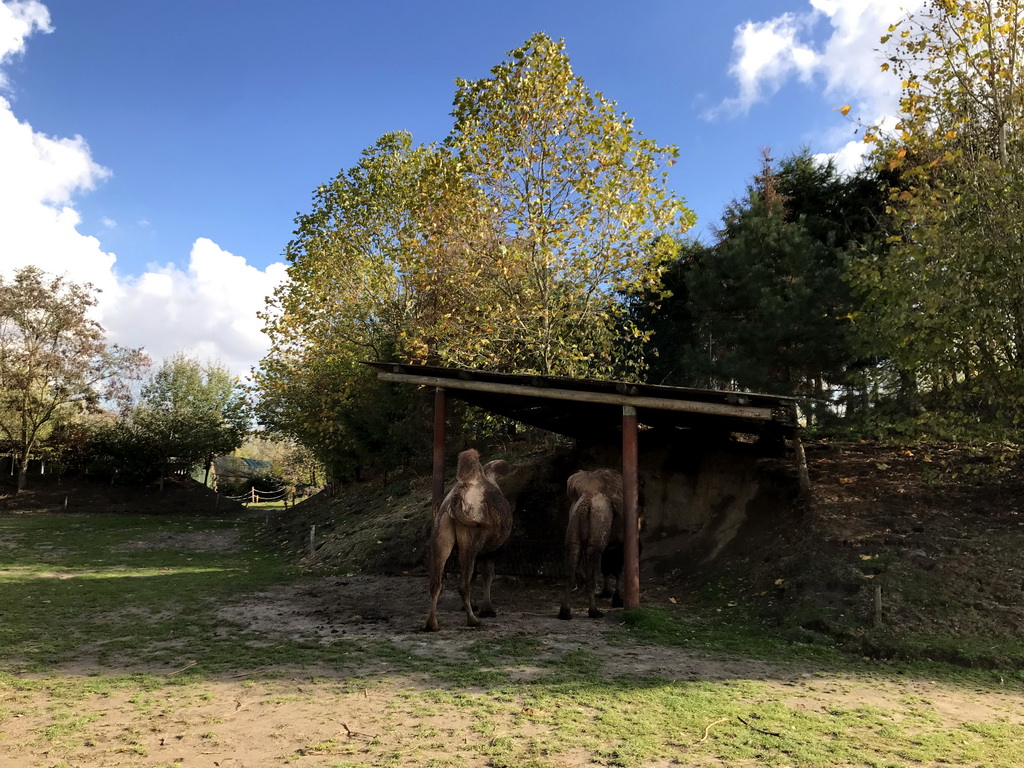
[3,527,1024,767]
[3,569,1023,768]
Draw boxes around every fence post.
[309,524,316,557]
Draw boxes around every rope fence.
[223,487,291,505]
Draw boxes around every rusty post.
[622,405,640,610]
[432,387,447,512]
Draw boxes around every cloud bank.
[0,0,284,378]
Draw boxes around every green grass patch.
[4,512,1024,768]
[0,513,352,673]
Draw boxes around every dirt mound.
[709,440,1024,665]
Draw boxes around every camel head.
[455,448,483,483]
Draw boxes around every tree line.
[0,267,256,493]
[5,3,1022,489]
[258,6,1024,479]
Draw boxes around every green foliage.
[85,419,164,484]
[647,151,885,411]
[0,266,148,490]
[257,33,692,476]
[446,32,694,378]
[857,0,1024,429]
[133,354,249,484]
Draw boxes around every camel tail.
[576,496,591,546]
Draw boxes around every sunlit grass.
[0,565,233,581]
[2,512,1024,767]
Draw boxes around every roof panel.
[364,361,799,439]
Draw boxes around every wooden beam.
[622,405,640,610]
[432,387,447,512]
[376,372,773,421]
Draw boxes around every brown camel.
[424,449,513,632]
[558,468,623,620]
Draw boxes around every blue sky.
[0,0,916,377]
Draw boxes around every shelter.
[365,361,804,610]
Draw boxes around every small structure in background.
[207,456,274,494]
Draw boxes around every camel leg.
[586,545,604,619]
[559,542,580,620]
[599,543,622,598]
[587,502,612,618]
[477,558,497,618]
[457,541,481,627]
[610,574,624,608]
[424,522,455,632]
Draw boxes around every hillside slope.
[265,439,1024,665]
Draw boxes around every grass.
[3,512,1024,767]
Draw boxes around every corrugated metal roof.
[364,362,799,440]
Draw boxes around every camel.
[424,449,513,632]
[558,468,624,620]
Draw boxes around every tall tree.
[257,34,694,475]
[134,354,249,490]
[446,32,695,378]
[650,152,883,407]
[0,267,148,491]
[255,133,461,475]
[857,0,1024,424]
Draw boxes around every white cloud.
[0,92,119,295]
[713,0,927,166]
[0,0,50,88]
[104,239,287,378]
[0,0,285,379]
[709,12,820,119]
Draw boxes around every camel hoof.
[478,608,497,618]
[588,608,604,619]
[424,620,440,632]
[611,594,624,608]
[466,615,482,628]
[558,607,572,620]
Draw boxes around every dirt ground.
[5,441,1024,766]
[5,566,1024,768]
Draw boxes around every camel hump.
[483,459,510,485]
[567,468,621,502]
[592,468,623,496]
[455,449,484,483]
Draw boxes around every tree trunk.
[12,444,34,493]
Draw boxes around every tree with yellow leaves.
[854,0,1024,426]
